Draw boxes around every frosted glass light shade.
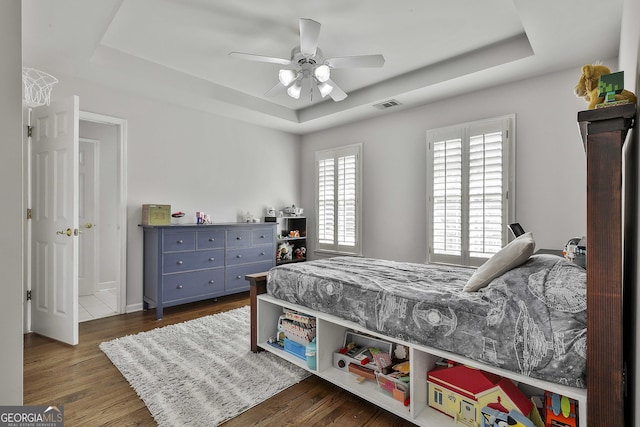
[287,81,302,99]
[278,69,298,86]
[318,81,333,98]
[314,64,330,82]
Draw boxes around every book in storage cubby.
[276,216,306,264]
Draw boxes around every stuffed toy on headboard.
[574,63,637,109]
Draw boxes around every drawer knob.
[236,236,242,240]
[209,280,215,284]
[236,275,242,279]
[177,260,183,265]
[237,254,242,258]
[209,238,215,242]
[260,235,265,238]
[177,240,183,244]
[177,284,183,289]
[260,252,265,256]
[209,257,215,262]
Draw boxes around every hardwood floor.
[24,293,413,426]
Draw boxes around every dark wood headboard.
[578,102,636,425]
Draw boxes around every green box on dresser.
[142,223,276,319]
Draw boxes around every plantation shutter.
[468,126,504,258]
[432,135,463,257]
[317,157,335,244]
[337,154,357,246]
[427,116,512,266]
[316,144,362,254]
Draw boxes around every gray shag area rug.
[100,306,310,426]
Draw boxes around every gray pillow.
[463,232,535,292]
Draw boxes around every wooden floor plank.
[24,292,412,426]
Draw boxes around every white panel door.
[31,96,80,345]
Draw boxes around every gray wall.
[0,1,23,405]
[301,65,592,263]
[51,73,302,312]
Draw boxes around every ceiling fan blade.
[327,79,347,102]
[299,18,321,56]
[265,82,286,97]
[327,54,385,68]
[228,52,291,65]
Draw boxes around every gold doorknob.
[56,228,73,237]
[83,223,95,229]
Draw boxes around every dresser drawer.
[226,246,273,266]
[226,229,251,248]
[197,229,225,249]
[163,230,195,252]
[226,261,274,293]
[252,227,274,245]
[163,269,225,303]
[163,249,224,273]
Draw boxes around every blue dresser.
[142,223,276,319]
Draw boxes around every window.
[315,144,362,255]
[427,116,514,266]
[433,389,443,406]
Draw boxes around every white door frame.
[79,111,128,315]
[23,109,127,333]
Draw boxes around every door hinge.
[27,125,33,138]
[26,208,32,220]
[26,290,32,301]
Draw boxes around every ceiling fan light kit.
[318,82,334,98]
[314,64,331,83]
[287,81,302,99]
[229,18,385,102]
[278,69,298,87]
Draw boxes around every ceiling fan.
[229,18,385,102]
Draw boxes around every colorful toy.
[393,360,410,375]
[294,246,306,259]
[598,71,626,103]
[481,404,535,427]
[544,391,577,427]
[277,242,293,261]
[574,63,636,109]
[428,364,537,425]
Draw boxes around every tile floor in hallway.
[79,288,117,322]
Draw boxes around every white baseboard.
[126,303,144,313]
[98,280,118,292]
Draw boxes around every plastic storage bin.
[305,338,317,370]
[284,338,306,361]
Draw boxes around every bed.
[266,254,586,388]
[247,103,635,425]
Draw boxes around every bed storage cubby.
[255,293,586,426]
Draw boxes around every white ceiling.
[21,0,623,134]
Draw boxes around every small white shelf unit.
[256,294,587,427]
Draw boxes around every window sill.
[314,249,362,257]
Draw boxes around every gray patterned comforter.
[267,255,586,388]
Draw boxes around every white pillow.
[463,232,535,292]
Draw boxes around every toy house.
[428,364,535,427]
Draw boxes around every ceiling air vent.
[373,99,402,110]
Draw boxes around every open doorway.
[77,112,127,321]
[25,100,127,343]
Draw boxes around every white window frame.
[315,143,362,256]
[426,115,515,267]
